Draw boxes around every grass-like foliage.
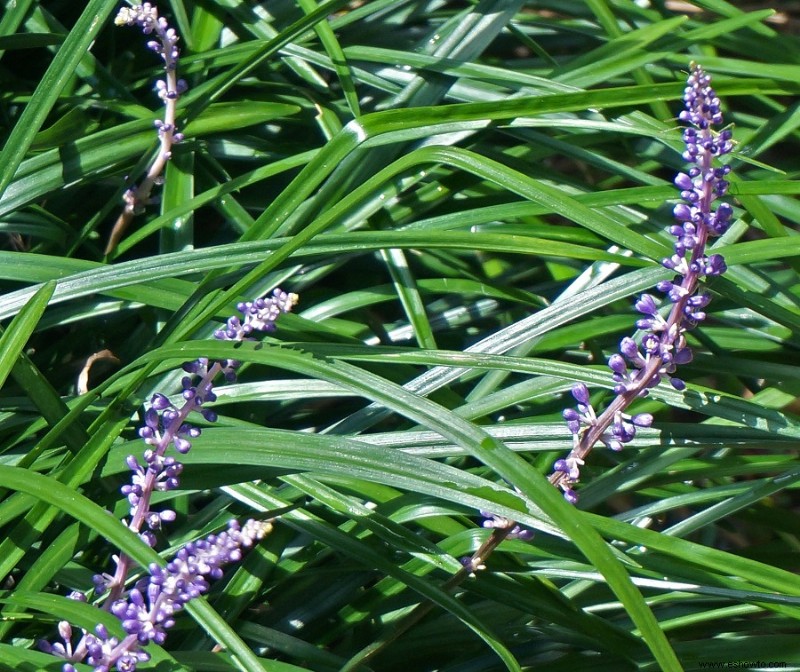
[1,2,799,671]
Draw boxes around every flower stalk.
[354,63,735,669]
[106,4,187,255]
[549,63,733,502]
[41,290,298,672]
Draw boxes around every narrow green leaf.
[0,280,54,390]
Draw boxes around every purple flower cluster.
[112,520,272,647]
[42,290,297,672]
[550,64,733,503]
[43,521,271,672]
[216,292,298,341]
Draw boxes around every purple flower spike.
[214,289,299,343]
[123,290,296,536]
[549,64,732,503]
[41,289,296,672]
[107,3,189,254]
[69,520,272,672]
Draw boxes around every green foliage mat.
[0,2,799,671]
